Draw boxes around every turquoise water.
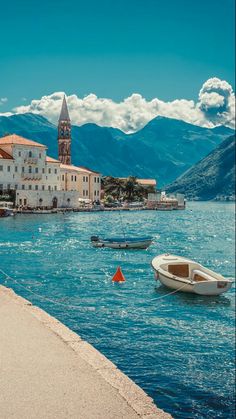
[0,202,235,418]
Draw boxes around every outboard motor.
[91,236,99,242]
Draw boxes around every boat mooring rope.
[0,267,190,308]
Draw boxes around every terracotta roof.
[60,163,100,175]
[46,156,60,163]
[0,134,46,148]
[137,179,157,186]
[119,177,157,186]
[0,147,13,160]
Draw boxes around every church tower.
[58,95,71,165]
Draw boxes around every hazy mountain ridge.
[0,113,234,185]
[165,135,235,200]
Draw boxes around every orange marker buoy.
[112,266,126,282]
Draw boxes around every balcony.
[24,158,38,165]
[21,174,42,181]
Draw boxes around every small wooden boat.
[151,254,233,296]
[91,236,153,249]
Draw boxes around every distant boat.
[0,202,14,217]
[151,254,233,296]
[91,236,153,249]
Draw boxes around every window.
[42,185,45,191]
[48,185,51,191]
[55,169,57,174]
[15,184,18,189]
[23,199,27,206]
[29,151,32,158]
[42,168,45,174]
[19,151,21,157]
[7,184,11,189]
[83,176,85,182]
[15,166,18,172]
[22,167,24,173]
[86,190,88,196]
[83,190,85,196]
[94,190,96,196]
[19,199,22,205]
[35,167,38,173]
[29,166,32,174]
[0,184,3,190]
[62,175,64,181]
[39,153,41,158]
[71,175,73,181]
[0,165,3,171]
[29,185,32,190]
[97,177,100,183]
[35,185,38,190]
[48,168,51,174]
[54,186,57,191]
[94,177,96,183]
[86,176,88,182]
[22,185,25,190]
[7,166,10,172]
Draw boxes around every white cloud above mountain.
[3,78,235,133]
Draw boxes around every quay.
[0,285,171,419]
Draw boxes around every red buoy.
[112,266,126,282]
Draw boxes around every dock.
[0,285,171,419]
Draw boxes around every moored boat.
[0,201,14,217]
[151,253,233,296]
[91,236,153,249]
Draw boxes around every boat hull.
[157,272,232,295]
[92,239,152,249]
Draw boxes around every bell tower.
[58,95,71,165]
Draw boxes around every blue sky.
[0,0,235,112]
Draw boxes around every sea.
[0,202,235,419]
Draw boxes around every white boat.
[0,201,14,217]
[91,236,153,249]
[151,254,233,296]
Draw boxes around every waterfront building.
[0,97,101,208]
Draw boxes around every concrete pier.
[0,286,171,419]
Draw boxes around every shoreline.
[0,285,171,419]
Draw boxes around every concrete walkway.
[0,286,171,419]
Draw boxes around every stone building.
[0,96,101,208]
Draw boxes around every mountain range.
[0,113,234,186]
[166,135,235,200]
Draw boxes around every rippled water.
[0,202,235,418]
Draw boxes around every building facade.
[0,97,101,208]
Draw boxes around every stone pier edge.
[1,285,172,419]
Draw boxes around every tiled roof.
[137,179,157,186]
[0,134,46,148]
[119,177,157,186]
[0,148,13,160]
[60,163,100,175]
[46,156,60,163]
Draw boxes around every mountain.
[165,135,235,200]
[0,113,234,185]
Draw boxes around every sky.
[0,0,235,131]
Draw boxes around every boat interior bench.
[192,269,215,282]
[168,264,189,278]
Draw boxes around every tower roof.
[59,95,70,121]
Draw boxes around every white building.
[0,97,101,208]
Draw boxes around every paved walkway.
[0,286,171,419]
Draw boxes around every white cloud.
[1,78,235,132]
[0,97,8,106]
